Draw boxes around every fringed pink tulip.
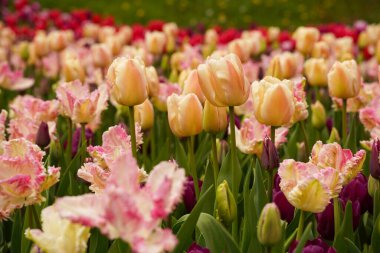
[0,63,34,91]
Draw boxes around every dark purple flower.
[272,174,294,223]
[261,136,279,171]
[316,201,335,241]
[35,122,50,149]
[326,118,333,134]
[370,139,380,180]
[72,127,93,157]
[289,238,336,253]
[183,177,203,212]
[187,243,210,253]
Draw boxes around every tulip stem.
[65,118,73,162]
[342,99,347,147]
[188,136,200,200]
[128,106,138,159]
[80,123,87,164]
[333,197,341,242]
[211,134,219,190]
[228,106,239,242]
[296,209,305,240]
[300,121,310,157]
[270,127,276,147]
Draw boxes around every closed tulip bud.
[33,32,49,57]
[311,101,326,129]
[163,22,179,37]
[304,58,328,87]
[48,31,69,52]
[134,99,154,130]
[293,27,320,55]
[268,26,280,43]
[267,52,297,79]
[35,122,50,149]
[257,203,282,246]
[117,25,133,45]
[368,175,380,198]
[327,127,340,143]
[376,40,380,64]
[167,93,203,137]
[370,139,380,179]
[107,57,149,106]
[91,43,112,68]
[335,37,354,60]
[311,41,330,59]
[105,36,123,56]
[182,70,206,104]
[146,66,160,97]
[98,26,116,43]
[261,136,279,171]
[228,39,251,63]
[197,53,250,107]
[146,31,166,55]
[358,31,369,49]
[205,29,219,46]
[251,76,295,126]
[82,22,100,39]
[62,53,86,83]
[203,100,228,133]
[216,139,229,164]
[328,60,361,99]
[216,180,237,226]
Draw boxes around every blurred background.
[38,0,380,28]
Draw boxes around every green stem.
[211,134,219,190]
[296,210,305,240]
[128,106,137,158]
[333,197,341,242]
[66,118,73,162]
[270,126,275,146]
[30,205,41,229]
[342,99,347,147]
[299,121,310,157]
[314,86,321,102]
[268,127,276,201]
[265,246,272,253]
[80,123,87,164]
[188,136,200,200]
[228,106,238,242]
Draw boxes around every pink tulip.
[0,63,34,91]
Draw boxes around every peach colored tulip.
[91,43,112,68]
[205,29,219,46]
[98,26,116,43]
[266,52,297,79]
[203,100,228,134]
[117,25,133,45]
[311,41,330,59]
[328,60,361,99]
[146,66,160,97]
[145,31,166,55]
[61,52,86,83]
[304,58,329,87]
[33,31,50,57]
[293,27,320,55]
[228,39,251,63]
[134,99,154,130]
[105,36,123,56]
[334,37,354,60]
[48,31,69,52]
[82,22,100,39]
[182,69,206,104]
[167,93,203,137]
[197,53,250,107]
[268,27,280,42]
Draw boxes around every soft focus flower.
[0,110,7,142]
[202,100,228,134]
[56,80,108,124]
[145,31,166,55]
[304,58,329,87]
[359,95,380,132]
[310,141,366,185]
[33,31,49,57]
[311,101,326,129]
[187,243,210,253]
[167,93,203,137]
[257,203,282,246]
[134,99,154,130]
[182,69,206,104]
[236,115,288,155]
[56,151,186,253]
[98,26,116,43]
[78,125,144,193]
[71,127,94,157]
[266,52,298,79]
[91,43,112,69]
[146,66,160,97]
[251,76,295,126]
[183,177,203,212]
[370,139,380,180]
[289,238,336,253]
[61,52,86,82]
[151,82,182,111]
[268,27,280,42]
[0,138,60,219]
[334,37,354,60]
[107,57,149,106]
[197,53,250,107]
[25,206,90,253]
[272,174,294,223]
[48,31,70,52]
[292,26,320,55]
[312,41,330,59]
[204,29,218,46]
[35,122,51,149]
[0,62,34,90]
[228,38,251,63]
[328,60,361,99]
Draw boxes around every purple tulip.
[370,139,380,180]
[71,127,93,157]
[35,122,50,149]
[261,136,279,171]
[326,118,333,134]
[187,243,210,253]
[289,238,336,253]
[340,173,372,214]
[316,201,335,241]
[183,177,203,212]
[272,174,295,223]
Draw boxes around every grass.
[38,0,380,29]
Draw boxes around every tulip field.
[2,0,380,253]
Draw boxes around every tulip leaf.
[107,239,131,253]
[174,138,188,170]
[371,211,380,253]
[195,133,211,170]
[345,113,358,151]
[217,150,242,199]
[253,159,268,215]
[11,209,22,253]
[197,213,241,253]
[293,223,313,253]
[89,228,109,253]
[284,124,301,159]
[344,237,361,253]
[333,201,354,252]
[174,185,213,253]
[199,161,216,215]
[56,147,83,196]
[373,188,380,220]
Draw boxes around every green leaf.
[374,188,380,220]
[217,150,242,198]
[197,213,241,253]
[174,185,214,253]
[344,237,361,253]
[107,239,131,253]
[199,161,216,215]
[333,201,354,252]
[11,209,22,253]
[89,228,109,253]
[293,223,313,253]
[175,138,188,170]
[371,211,380,253]
[253,159,268,215]
[56,148,83,196]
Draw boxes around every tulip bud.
[370,139,380,180]
[98,26,116,43]
[228,39,251,63]
[268,27,280,43]
[296,142,307,162]
[292,27,320,55]
[311,41,330,59]
[35,122,50,149]
[311,101,326,129]
[216,180,237,226]
[257,203,282,246]
[187,243,210,253]
[182,70,206,104]
[146,66,160,97]
[83,22,100,39]
[216,139,229,164]
[368,175,380,198]
[202,100,228,134]
[304,58,328,87]
[327,127,340,143]
[48,31,69,52]
[327,60,361,99]
[267,52,297,79]
[33,32,49,57]
[91,43,112,68]
[61,52,85,83]
[261,136,279,171]
[205,29,218,46]
[134,99,154,130]
[145,31,166,55]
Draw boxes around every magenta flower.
[55,150,185,253]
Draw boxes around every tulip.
[311,101,326,129]
[358,31,369,48]
[187,243,210,253]
[105,36,123,56]
[197,53,250,107]
[289,238,337,253]
[311,41,330,59]
[268,26,280,43]
[292,26,320,55]
[134,99,154,130]
[33,31,49,57]
[316,201,335,240]
[203,100,228,134]
[266,52,297,79]
[257,203,282,246]
[216,180,237,226]
[98,26,116,43]
[163,22,178,37]
[107,57,149,107]
[304,58,328,87]
[61,52,86,83]
[205,29,218,46]
[48,31,69,52]
[82,22,100,39]
[376,40,380,64]
[0,62,34,91]
[182,177,203,212]
[272,174,295,223]
[182,70,206,104]
[335,37,354,60]
[368,175,380,197]
[145,31,166,55]
[251,76,295,126]
[261,136,279,171]
[370,139,380,179]
[167,93,203,137]
[228,38,251,63]
[71,127,94,157]
[117,25,133,45]
[35,121,50,149]
[91,43,113,68]
[145,66,160,97]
